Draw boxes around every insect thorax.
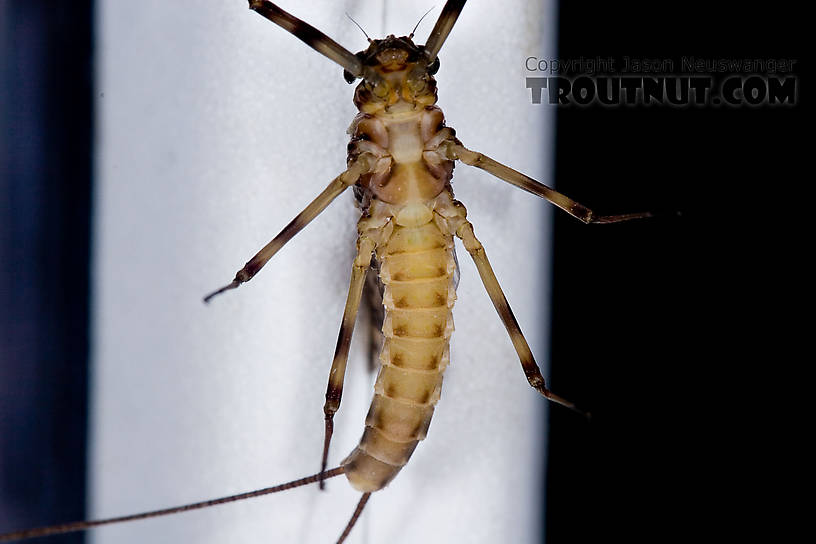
[346,36,456,210]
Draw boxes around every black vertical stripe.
[548,3,800,544]
[0,3,93,543]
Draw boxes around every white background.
[92,1,555,542]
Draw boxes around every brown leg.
[247,1,363,77]
[424,0,468,62]
[203,155,372,303]
[320,236,377,488]
[362,264,385,373]
[442,141,652,225]
[454,219,589,417]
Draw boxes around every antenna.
[409,6,436,39]
[346,12,373,43]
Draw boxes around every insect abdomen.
[343,219,456,492]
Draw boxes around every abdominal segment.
[343,218,456,492]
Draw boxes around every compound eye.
[343,70,356,84]
[427,57,440,75]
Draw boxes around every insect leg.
[442,141,652,225]
[203,154,373,302]
[362,264,385,373]
[321,234,377,488]
[424,0,468,62]
[451,217,588,417]
[247,0,363,77]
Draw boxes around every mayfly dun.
[1,1,652,543]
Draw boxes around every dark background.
[547,2,802,543]
[1,3,93,544]
[0,1,803,543]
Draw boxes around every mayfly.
[1,1,651,543]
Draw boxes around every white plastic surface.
[91,1,555,542]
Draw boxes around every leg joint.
[524,368,545,389]
[323,400,339,417]
[324,389,342,415]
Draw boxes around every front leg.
[247,0,364,77]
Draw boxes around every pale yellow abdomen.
[343,219,456,492]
